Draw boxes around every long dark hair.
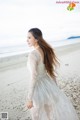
[28,28,59,80]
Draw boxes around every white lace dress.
[27,50,79,120]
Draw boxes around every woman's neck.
[34,45,40,50]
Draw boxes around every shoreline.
[0,40,80,71]
[0,38,80,58]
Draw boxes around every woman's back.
[27,49,47,77]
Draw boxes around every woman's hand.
[27,101,33,109]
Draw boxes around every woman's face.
[27,32,37,47]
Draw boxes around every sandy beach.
[0,42,80,120]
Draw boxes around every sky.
[0,0,80,47]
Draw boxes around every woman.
[26,28,79,120]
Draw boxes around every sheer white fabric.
[27,50,79,120]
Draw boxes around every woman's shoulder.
[29,49,37,55]
[28,50,39,59]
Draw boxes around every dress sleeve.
[27,51,38,101]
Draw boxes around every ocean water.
[0,38,80,58]
[0,45,29,58]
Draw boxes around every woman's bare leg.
[44,104,53,120]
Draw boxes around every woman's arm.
[27,51,38,101]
